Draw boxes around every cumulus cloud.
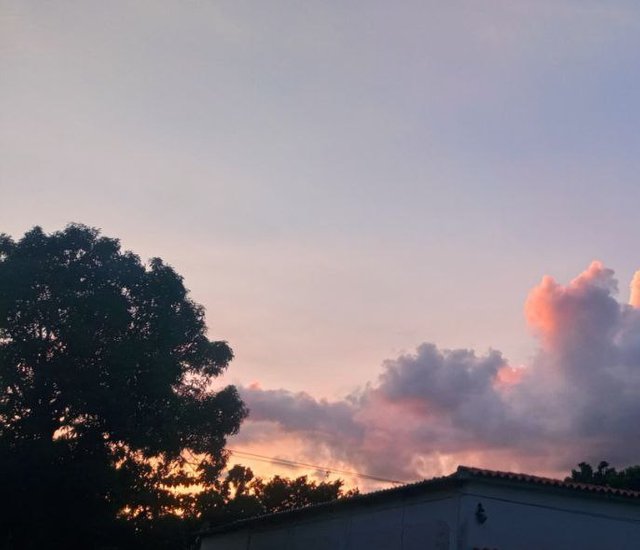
[233,262,640,485]
[630,270,640,308]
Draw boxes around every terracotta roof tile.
[455,465,640,499]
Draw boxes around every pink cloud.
[630,270,640,308]
[524,261,617,351]
[493,364,525,389]
[231,263,640,487]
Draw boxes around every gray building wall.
[201,482,640,549]
[459,480,640,550]
[200,490,458,550]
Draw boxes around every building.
[199,466,640,549]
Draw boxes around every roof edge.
[199,464,640,537]
[454,465,640,500]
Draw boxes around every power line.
[229,449,404,485]
[227,448,407,486]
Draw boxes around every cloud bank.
[234,262,640,484]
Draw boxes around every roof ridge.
[200,464,640,536]
[454,465,640,499]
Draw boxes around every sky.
[2,0,640,489]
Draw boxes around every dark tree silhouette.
[199,465,358,527]
[253,473,356,513]
[0,225,247,548]
[567,461,640,492]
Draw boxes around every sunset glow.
[4,1,640,495]
[630,270,640,308]
[232,265,640,488]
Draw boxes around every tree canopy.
[0,225,247,548]
[199,465,358,527]
[567,461,640,492]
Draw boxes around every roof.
[200,465,640,536]
[456,466,640,500]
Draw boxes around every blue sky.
[3,1,640,480]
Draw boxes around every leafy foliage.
[0,225,247,548]
[199,464,358,526]
[567,461,640,491]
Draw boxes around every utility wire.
[227,448,407,486]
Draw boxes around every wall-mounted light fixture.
[475,502,488,524]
